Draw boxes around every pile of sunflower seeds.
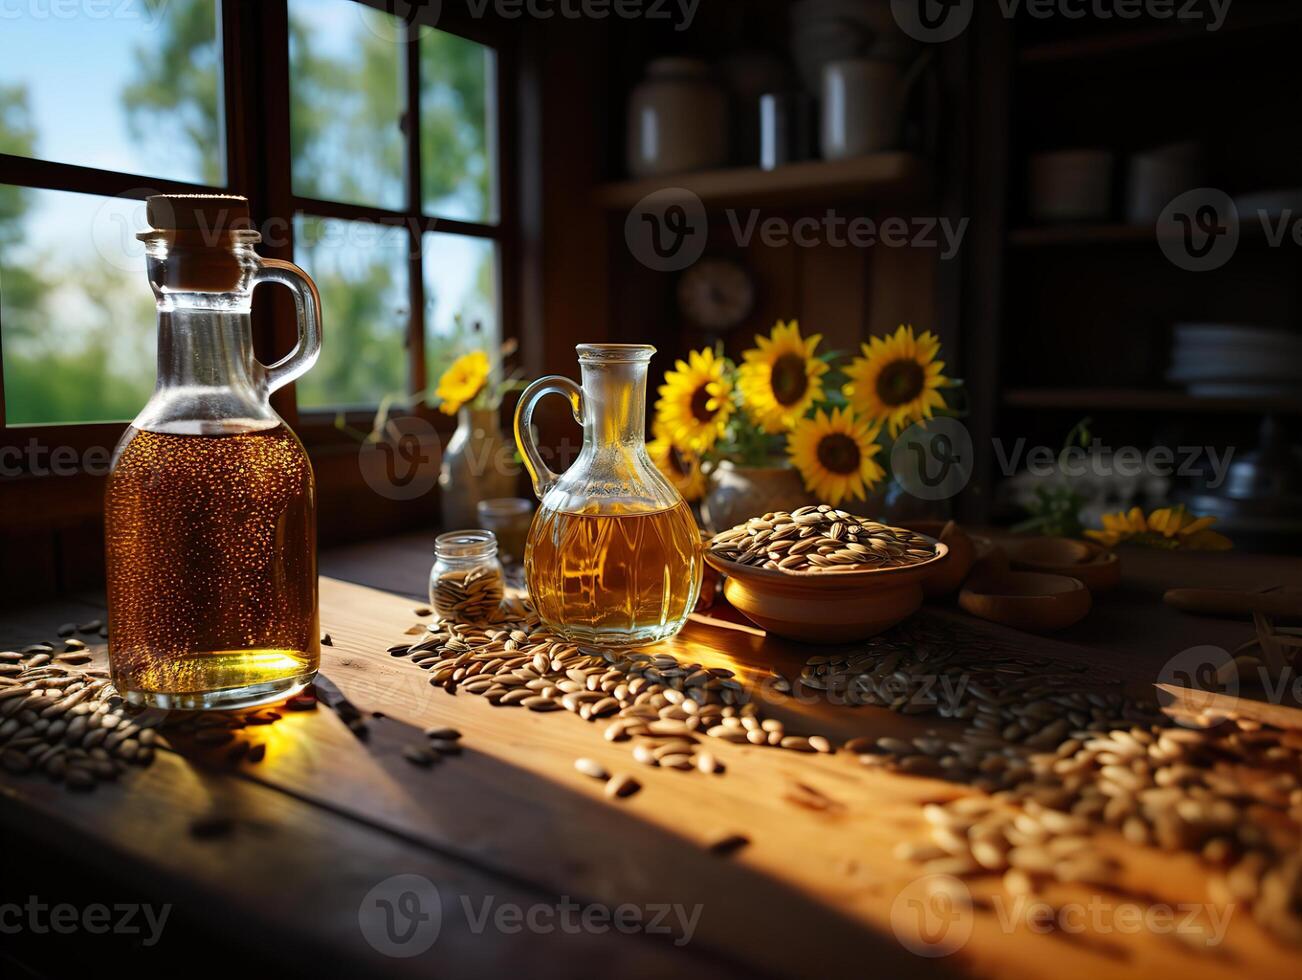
[431,565,506,623]
[0,638,158,790]
[0,623,319,789]
[811,620,1302,945]
[394,607,834,785]
[708,505,936,572]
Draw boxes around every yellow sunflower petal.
[737,320,827,434]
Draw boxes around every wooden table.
[1,535,1299,978]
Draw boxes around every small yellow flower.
[843,324,950,437]
[737,320,829,434]
[655,348,733,452]
[435,351,491,415]
[648,423,705,503]
[787,407,885,506]
[1085,506,1232,550]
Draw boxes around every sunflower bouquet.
[651,321,959,508]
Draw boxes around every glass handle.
[253,258,323,396]
[514,375,583,500]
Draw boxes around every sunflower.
[843,325,950,437]
[648,423,706,503]
[737,320,829,434]
[655,347,734,452]
[436,351,491,415]
[1085,506,1232,551]
[787,407,885,506]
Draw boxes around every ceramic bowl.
[959,571,1092,633]
[703,539,949,644]
[1006,536,1122,594]
[899,520,977,598]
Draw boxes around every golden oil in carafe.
[524,500,702,647]
[104,423,319,709]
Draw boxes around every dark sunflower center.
[690,385,715,423]
[816,433,861,475]
[770,353,810,407]
[876,358,925,407]
[668,445,691,477]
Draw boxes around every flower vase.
[439,407,519,531]
[701,459,816,533]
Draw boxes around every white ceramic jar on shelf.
[626,58,727,178]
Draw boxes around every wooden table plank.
[2,537,1301,978]
[0,736,725,978]
[0,597,743,979]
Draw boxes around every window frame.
[0,0,518,463]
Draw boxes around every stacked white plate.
[1167,323,1302,397]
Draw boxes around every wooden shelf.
[1005,388,1302,414]
[593,153,926,210]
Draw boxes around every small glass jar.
[429,530,505,624]
[477,498,534,563]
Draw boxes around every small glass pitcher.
[104,194,322,710]
[514,344,702,647]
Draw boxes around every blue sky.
[1,0,493,350]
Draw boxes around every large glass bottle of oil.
[104,195,323,710]
[515,345,703,647]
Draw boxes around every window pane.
[421,32,497,223]
[0,0,225,185]
[1,187,156,425]
[293,215,410,410]
[289,0,406,211]
[423,233,498,378]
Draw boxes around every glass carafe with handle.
[514,344,703,647]
[104,194,323,710]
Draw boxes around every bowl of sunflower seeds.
[704,505,947,643]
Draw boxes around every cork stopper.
[142,194,258,240]
[139,194,261,292]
